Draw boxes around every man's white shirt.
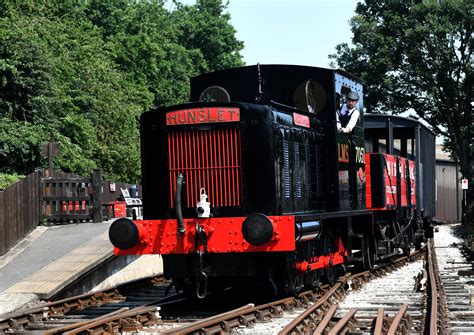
[336,105,360,133]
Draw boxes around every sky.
[226,0,359,68]
[173,0,360,68]
[173,1,444,144]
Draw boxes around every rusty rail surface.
[426,239,448,333]
[1,249,427,334]
[164,282,346,335]
[0,274,166,333]
[161,304,256,335]
[373,307,386,334]
[327,307,357,335]
[163,251,424,335]
[0,289,124,332]
[387,303,410,335]
[61,306,160,335]
[313,304,338,334]
[279,249,424,335]
[280,274,351,334]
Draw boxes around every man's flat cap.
[347,91,360,100]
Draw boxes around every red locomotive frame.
[114,216,295,255]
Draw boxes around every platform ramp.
[5,231,113,299]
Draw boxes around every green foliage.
[172,0,245,73]
[331,0,473,223]
[0,0,243,183]
[0,173,25,189]
[0,118,46,174]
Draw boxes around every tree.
[331,0,473,226]
[0,0,244,184]
[171,0,245,73]
[0,118,46,174]
[0,6,147,182]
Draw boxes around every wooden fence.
[41,169,102,224]
[0,169,140,256]
[0,170,42,255]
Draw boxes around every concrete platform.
[0,220,163,315]
[5,231,112,298]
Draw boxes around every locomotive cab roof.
[190,64,364,123]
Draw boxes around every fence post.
[92,169,102,223]
[37,169,43,224]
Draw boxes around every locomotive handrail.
[175,172,185,234]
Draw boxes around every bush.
[0,173,25,189]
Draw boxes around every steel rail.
[44,307,129,334]
[41,291,185,334]
[373,307,385,334]
[62,306,160,335]
[0,289,124,332]
[161,304,255,334]
[0,274,166,332]
[9,249,424,334]
[162,248,424,335]
[313,303,338,335]
[278,249,425,335]
[426,238,450,334]
[427,239,439,334]
[279,274,351,335]
[164,285,340,335]
[387,303,409,335]
[327,308,357,335]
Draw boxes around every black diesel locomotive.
[109,65,435,297]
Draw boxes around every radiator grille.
[294,143,302,198]
[168,128,242,208]
[283,140,291,198]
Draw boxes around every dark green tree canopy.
[331,0,473,224]
[0,0,244,183]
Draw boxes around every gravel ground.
[336,259,425,332]
[338,259,424,311]
[433,223,474,334]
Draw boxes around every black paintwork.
[141,65,369,220]
[133,65,435,290]
[368,153,387,208]
[140,101,325,219]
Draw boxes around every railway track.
[148,250,426,334]
[329,258,425,333]
[0,251,427,334]
[0,253,423,334]
[274,241,449,335]
[434,224,474,333]
[3,228,471,334]
[0,275,180,334]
